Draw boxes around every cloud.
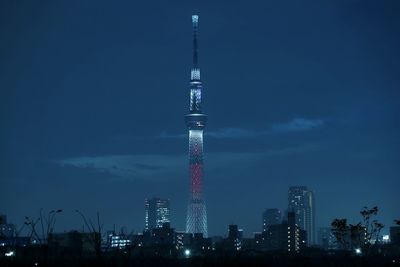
[270,118,324,133]
[58,154,186,181]
[206,128,263,139]
[56,144,318,181]
[159,118,325,139]
[159,132,186,139]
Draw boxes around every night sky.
[1,0,399,237]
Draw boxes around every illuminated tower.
[185,15,208,237]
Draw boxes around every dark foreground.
[1,255,399,267]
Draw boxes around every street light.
[5,251,15,257]
[184,249,191,257]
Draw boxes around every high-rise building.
[185,15,208,237]
[263,211,306,252]
[145,198,170,231]
[390,226,400,246]
[228,225,242,251]
[0,214,15,238]
[288,186,315,245]
[262,208,282,232]
[0,214,6,224]
[317,227,336,250]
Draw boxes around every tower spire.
[192,15,199,68]
[191,15,200,81]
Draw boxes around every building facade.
[390,226,400,246]
[288,186,315,245]
[185,15,208,237]
[0,214,15,239]
[145,198,170,231]
[227,225,242,251]
[48,231,100,257]
[262,208,282,232]
[0,214,6,225]
[317,227,336,250]
[263,211,306,252]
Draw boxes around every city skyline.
[0,0,399,237]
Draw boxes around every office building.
[390,226,400,246]
[263,211,306,252]
[288,186,315,245]
[262,208,282,232]
[228,225,242,251]
[317,227,336,250]
[145,198,170,231]
[0,214,15,238]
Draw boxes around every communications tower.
[185,15,208,237]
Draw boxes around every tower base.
[186,199,208,237]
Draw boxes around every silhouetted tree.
[39,208,63,242]
[331,218,349,250]
[24,209,63,245]
[75,210,103,261]
[360,206,378,241]
[360,206,384,255]
[332,206,385,255]
[24,209,63,265]
[25,216,41,244]
[349,223,364,250]
[372,221,384,244]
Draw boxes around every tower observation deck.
[185,15,208,237]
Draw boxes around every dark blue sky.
[1,0,399,237]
